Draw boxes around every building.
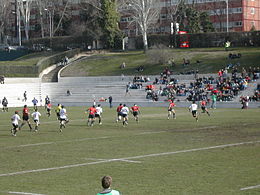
[3,0,260,44]
[119,0,260,37]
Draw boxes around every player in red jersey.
[168,101,176,119]
[19,105,32,131]
[86,105,97,126]
[116,103,123,122]
[131,104,140,122]
[200,100,210,116]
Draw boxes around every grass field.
[0,106,259,195]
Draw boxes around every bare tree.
[19,0,33,40]
[120,0,161,52]
[35,0,47,38]
[0,0,11,43]
[38,0,71,37]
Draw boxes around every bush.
[146,44,172,65]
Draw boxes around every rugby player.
[19,105,32,131]
[167,101,176,119]
[31,108,41,131]
[131,104,140,122]
[121,104,129,126]
[11,111,21,136]
[189,101,199,122]
[59,105,69,132]
[95,104,103,125]
[87,105,97,126]
[116,103,123,123]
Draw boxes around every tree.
[100,0,121,48]
[38,0,71,38]
[0,0,11,43]
[35,0,47,38]
[169,1,214,33]
[120,0,161,52]
[200,12,214,33]
[19,0,33,40]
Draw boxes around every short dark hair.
[101,176,112,189]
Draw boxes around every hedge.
[130,31,260,49]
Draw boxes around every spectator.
[97,176,120,195]
[23,91,27,102]
[2,97,8,112]
[120,62,126,69]
[0,75,4,84]
[108,96,113,108]
[67,90,71,96]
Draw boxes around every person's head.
[35,108,38,112]
[119,103,122,106]
[61,105,64,108]
[98,104,101,107]
[123,104,126,107]
[92,105,95,108]
[24,105,27,108]
[101,176,112,189]
[15,111,18,114]
[192,101,196,104]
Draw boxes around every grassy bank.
[61,47,260,77]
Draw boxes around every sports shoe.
[59,129,62,132]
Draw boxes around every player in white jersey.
[120,104,129,126]
[95,104,103,125]
[31,109,41,131]
[189,101,199,122]
[11,111,21,136]
[59,105,69,132]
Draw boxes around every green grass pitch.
[0,106,259,194]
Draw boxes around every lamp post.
[226,0,229,32]
[15,0,21,46]
[44,8,52,37]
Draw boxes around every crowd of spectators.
[145,66,260,103]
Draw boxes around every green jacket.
[97,189,120,195]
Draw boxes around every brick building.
[119,0,260,37]
[4,0,260,43]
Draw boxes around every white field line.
[0,140,259,177]
[8,191,46,195]
[84,158,141,163]
[240,184,260,191]
[3,126,217,149]
[0,119,84,127]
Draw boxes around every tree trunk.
[143,30,148,53]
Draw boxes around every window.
[234,21,242,27]
[251,8,255,14]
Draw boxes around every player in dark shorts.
[131,104,140,122]
[116,103,123,122]
[200,100,210,116]
[55,104,62,120]
[189,101,199,122]
[20,105,32,130]
[46,102,51,117]
[167,101,176,119]
[86,105,97,126]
